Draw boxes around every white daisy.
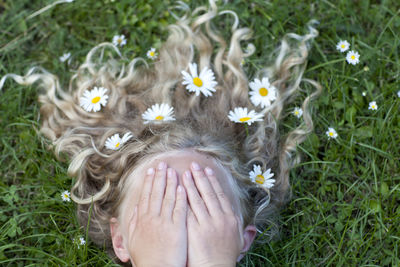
[181,62,217,97]
[112,34,127,47]
[293,107,303,118]
[59,52,71,62]
[146,47,157,60]
[249,165,275,189]
[61,190,71,202]
[346,50,360,65]
[397,91,400,98]
[326,127,338,139]
[105,132,133,150]
[228,107,263,125]
[79,87,109,112]
[249,77,277,108]
[336,40,350,53]
[142,103,176,124]
[368,101,378,110]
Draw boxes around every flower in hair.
[346,50,360,65]
[326,127,338,139]
[181,62,217,97]
[228,107,263,125]
[80,87,109,112]
[105,132,133,150]
[249,165,275,189]
[368,101,378,110]
[146,47,157,60]
[142,103,176,124]
[112,34,127,47]
[249,77,277,108]
[336,40,350,53]
[61,190,71,202]
[293,107,303,118]
[59,52,71,62]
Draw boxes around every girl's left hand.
[183,162,243,267]
[127,162,188,267]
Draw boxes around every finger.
[149,161,168,215]
[128,206,138,240]
[190,162,223,216]
[205,166,234,215]
[186,207,198,226]
[182,170,209,222]
[138,167,155,215]
[161,168,178,218]
[172,185,188,224]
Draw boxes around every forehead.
[125,149,231,192]
[146,150,221,178]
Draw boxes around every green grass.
[1,0,400,266]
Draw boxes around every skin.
[110,150,257,267]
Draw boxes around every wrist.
[139,264,183,267]
[201,262,236,267]
[204,265,235,267]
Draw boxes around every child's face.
[119,149,241,231]
[110,149,257,264]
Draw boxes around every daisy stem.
[244,124,249,137]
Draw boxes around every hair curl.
[0,0,321,264]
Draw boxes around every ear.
[110,217,130,263]
[237,224,257,262]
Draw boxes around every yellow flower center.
[239,117,251,122]
[256,175,265,184]
[259,87,268,96]
[64,194,69,198]
[329,132,334,136]
[351,55,355,60]
[118,38,122,44]
[115,142,120,148]
[193,77,203,87]
[91,96,101,104]
[372,105,376,109]
[155,115,164,120]
[295,111,299,115]
[341,44,345,48]
[149,51,155,57]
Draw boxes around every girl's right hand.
[128,162,188,267]
[183,162,244,267]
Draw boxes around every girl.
[1,0,320,265]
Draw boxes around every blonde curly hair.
[1,0,320,263]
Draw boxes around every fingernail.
[147,168,154,175]
[167,168,173,177]
[204,167,214,176]
[177,185,183,193]
[158,161,166,170]
[184,170,192,180]
[191,162,201,171]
